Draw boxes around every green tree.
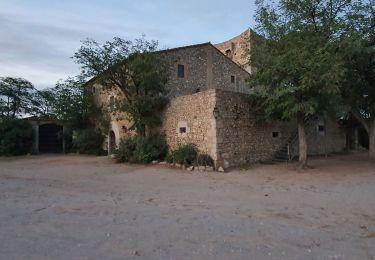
[34,88,56,117]
[0,77,39,119]
[73,37,169,136]
[339,1,375,159]
[249,0,351,168]
[51,77,101,130]
[0,118,34,155]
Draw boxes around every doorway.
[38,124,63,153]
[109,130,116,154]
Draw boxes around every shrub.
[133,136,169,163]
[0,119,34,155]
[115,137,137,163]
[195,153,214,167]
[169,144,198,165]
[115,135,168,163]
[73,128,105,155]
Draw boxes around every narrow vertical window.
[231,75,235,83]
[177,64,185,78]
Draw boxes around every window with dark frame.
[272,131,280,138]
[318,125,325,132]
[92,87,96,93]
[177,64,185,78]
[179,127,187,134]
[231,75,235,83]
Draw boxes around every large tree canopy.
[338,1,375,158]
[0,77,40,119]
[73,37,169,136]
[249,0,354,167]
[50,77,103,130]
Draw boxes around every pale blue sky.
[0,0,256,89]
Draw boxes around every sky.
[0,0,257,89]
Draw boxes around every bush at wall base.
[0,119,34,155]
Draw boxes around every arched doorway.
[38,124,63,153]
[109,130,116,154]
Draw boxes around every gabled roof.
[84,39,250,86]
[153,42,212,54]
[156,42,250,75]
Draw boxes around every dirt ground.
[0,153,374,260]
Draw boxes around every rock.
[175,163,182,168]
[198,166,206,171]
[159,161,167,165]
[218,167,225,172]
[129,250,142,256]
[205,166,214,172]
[187,166,194,171]
[152,160,159,164]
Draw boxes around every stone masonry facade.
[93,30,346,168]
[214,29,252,73]
[161,88,346,168]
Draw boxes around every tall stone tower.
[214,29,252,73]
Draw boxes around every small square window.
[318,125,325,132]
[272,131,280,138]
[179,127,186,133]
[231,75,235,83]
[177,64,185,78]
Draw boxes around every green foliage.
[249,0,350,121]
[115,135,168,163]
[0,119,34,155]
[115,137,137,163]
[249,0,358,165]
[72,128,105,155]
[52,77,101,129]
[34,88,56,117]
[133,136,169,163]
[0,77,40,119]
[337,1,374,133]
[74,37,169,136]
[169,144,198,166]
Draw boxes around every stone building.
[92,30,346,168]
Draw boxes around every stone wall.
[159,89,217,159]
[157,44,210,97]
[211,48,251,94]
[214,89,295,167]
[305,117,346,155]
[91,83,134,149]
[214,90,346,168]
[156,43,251,97]
[214,29,252,73]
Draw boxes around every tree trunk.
[297,113,308,169]
[369,120,375,160]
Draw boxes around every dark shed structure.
[26,117,64,154]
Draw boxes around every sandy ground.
[0,153,374,260]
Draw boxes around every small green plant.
[0,119,34,155]
[169,144,198,166]
[115,137,137,163]
[115,135,168,163]
[73,128,105,155]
